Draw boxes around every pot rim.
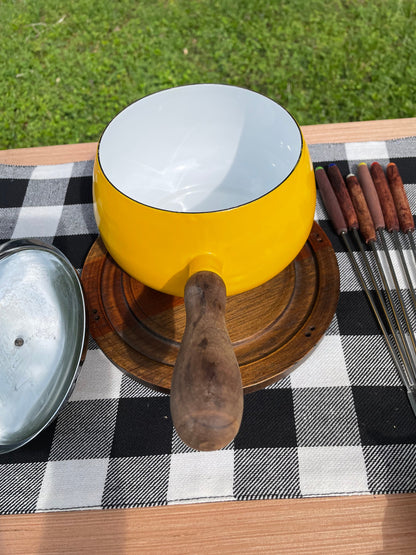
[96,83,304,215]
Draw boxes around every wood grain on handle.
[346,174,376,243]
[370,162,399,232]
[386,162,415,233]
[170,271,243,451]
[315,167,347,234]
[357,163,385,231]
[327,164,359,229]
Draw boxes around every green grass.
[1,0,415,148]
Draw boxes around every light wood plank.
[1,494,416,554]
[0,142,97,165]
[302,117,416,145]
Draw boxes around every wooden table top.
[1,118,416,554]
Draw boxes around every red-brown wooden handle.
[357,162,385,231]
[315,167,348,234]
[346,174,376,243]
[386,162,415,233]
[327,164,359,230]
[170,271,244,451]
[370,162,399,232]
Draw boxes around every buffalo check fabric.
[1,139,416,514]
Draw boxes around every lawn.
[1,0,415,148]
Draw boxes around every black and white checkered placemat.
[1,138,416,514]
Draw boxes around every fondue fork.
[358,162,416,368]
[344,173,416,378]
[385,161,416,276]
[315,166,416,417]
[326,164,416,380]
[369,162,416,311]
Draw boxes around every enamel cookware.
[93,84,316,450]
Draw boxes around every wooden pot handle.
[170,271,244,451]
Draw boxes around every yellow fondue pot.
[93,84,316,451]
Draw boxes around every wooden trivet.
[81,221,339,393]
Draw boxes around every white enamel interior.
[98,84,302,213]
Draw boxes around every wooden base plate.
[81,221,339,393]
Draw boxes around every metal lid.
[0,240,86,454]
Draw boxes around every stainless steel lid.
[0,240,86,454]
